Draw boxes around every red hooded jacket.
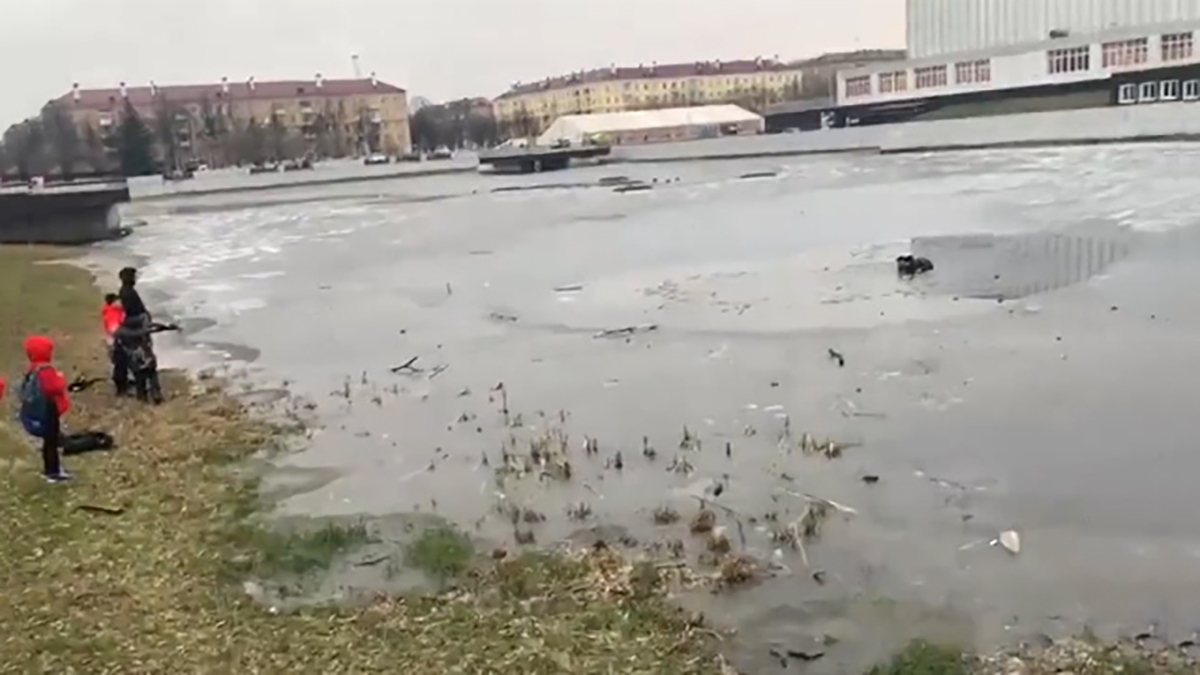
[0,377,5,401]
[24,336,69,417]
[102,304,125,337]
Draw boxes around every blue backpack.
[18,366,54,438]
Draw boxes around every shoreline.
[0,246,732,673]
[132,163,475,202]
[4,249,1196,672]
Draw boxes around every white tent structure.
[537,104,764,146]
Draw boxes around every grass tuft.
[251,521,374,576]
[867,640,969,675]
[406,525,474,583]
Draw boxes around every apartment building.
[55,74,411,165]
[493,58,803,136]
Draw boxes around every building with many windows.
[492,58,803,137]
[54,74,411,167]
[823,0,1200,126]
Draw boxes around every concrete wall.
[610,100,1200,162]
[0,194,126,245]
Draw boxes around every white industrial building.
[828,0,1200,124]
[536,105,763,146]
[905,0,1200,59]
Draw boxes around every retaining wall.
[0,186,130,245]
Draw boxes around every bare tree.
[82,124,109,172]
[40,102,83,177]
[154,98,187,173]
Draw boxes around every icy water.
[100,143,1200,672]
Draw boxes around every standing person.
[112,316,165,404]
[102,293,131,395]
[114,266,164,404]
[117,267,149,321]
[18,336,72,483]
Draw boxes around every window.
[879,70,908,93]
[844,75,872,97]
[914,65,948,89]
[954,59,992,84]
[1139,81,1158,102]
[1162,32,1195,62]
[1048,46,1091,74]
[1184,80,1200,101]
[1161,79,1181,100]
[1101,38,1149,68]
[1117,83,1138,103]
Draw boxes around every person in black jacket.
[114,266,167,404]
[113,316,164,404]
[118,267,149,319]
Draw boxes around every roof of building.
[537,105,762,144]
[57,78,405,110]
[496,59,800,100]
[788,49,907,67]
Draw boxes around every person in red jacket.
[18,335,72,483]
[101,293,132,395]
[102,293,124,340]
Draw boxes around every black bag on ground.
[60,431,115,456]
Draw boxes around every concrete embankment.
[129,161,476,201]
[0,183,131,244]
[612,101,1200,163]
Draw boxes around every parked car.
[429,146,453,160]
[364,154,391,166]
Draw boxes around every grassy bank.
[0,247,724,673]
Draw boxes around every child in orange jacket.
[18,335,72,483]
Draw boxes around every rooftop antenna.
[351,54,362,78]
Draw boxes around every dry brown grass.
[0,246,727,674]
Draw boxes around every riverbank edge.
[133,164,475,202]
[0,246,741,674]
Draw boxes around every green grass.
[251,521,374,576]
[406,525,474,583]
[867,641,969,675]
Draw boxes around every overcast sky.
[0,0,905,126]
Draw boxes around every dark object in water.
[613,183,652,193]
[861,474,880,484]
[896,254,934,278]
[739,171,778,179]
[827,348,845,368]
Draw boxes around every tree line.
[0,97,393,179]
[408,98,499,151]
